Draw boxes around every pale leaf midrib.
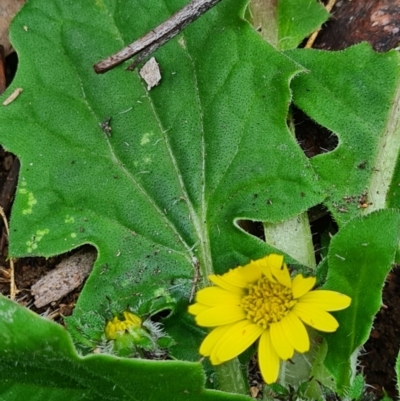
[60,7,195,263]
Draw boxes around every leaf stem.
[215,359,250,396]
[263,213,316,269]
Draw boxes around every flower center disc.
[241,276,296,329]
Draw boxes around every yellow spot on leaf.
[25,229,49,253]
[65,215,75,223]
[21,191,37,214]
[140,132,153,145]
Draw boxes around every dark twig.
[94,0,223,74]
[0,45,6,95]
[0,206,17,299]
[0,157,20,214]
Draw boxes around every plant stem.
[263,212,316,269]
[215,359,249,395]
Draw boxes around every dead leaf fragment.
[31,249,96,308]
[139,57,161,90]
[0,0,26,56]
[250,386,260,398]
[2,87,23,105]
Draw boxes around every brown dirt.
[360,269,400,398]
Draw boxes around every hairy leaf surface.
[322,210,400,391]
[0,296,252,401]
[0,0,322,357]
[289,44,400,225]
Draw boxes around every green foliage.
[2,0,323,351]
[288,44,400,225]
[0,296,251,401]
[347,374,366,401]
[277,0,329,50]
[387,154,400,209]
[0,0,399,399]
[323,210,400,392]
[249,0,328,50]
[380,394,394,401]
[396,351,400,398]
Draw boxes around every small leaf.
[396,351,400,398]
[347,374,365,401]
[249,0,329,50]
[322,210,400,392]
[277,0,329,50]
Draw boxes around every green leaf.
[288,44,400,225]
[347,374,365,401]
[277,0,329,50]
[396,351,400,398]
[249,0,329,50]
[321,210,400,392]
[387,154,400,209]
[0,296,252,401]
[380,393,394,401]
[1,0,323,354]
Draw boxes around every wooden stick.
[94,0,223,74]
[0,45,6,95]
[0,206,17,299]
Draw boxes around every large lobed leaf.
[0,0,323,389]
[288,44,400,225]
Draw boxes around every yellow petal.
[237,260,263,283]
[208,275,244,293]
[280,313,310,353]
[267,254,284,268]
[293,304,339,332]
[211,320,263,363]
[105,318,118,340]
[122,311,142,326]
[210,354,224,365]
[188,302,209,316]
[199,324,234,357]
[264,254,291,288]
[270,321,294,360]
[258,256,275,283]
[196,286,243,306]
[291,274,316,299]
[298,290,351,311]
[196,305,246,327]
[217,261,262,288]
[258,329,280,384]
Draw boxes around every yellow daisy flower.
[188,254,351,384]
[105,311,142,340]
